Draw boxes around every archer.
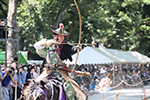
[34,23,81,66]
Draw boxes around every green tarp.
[0,51,28,64]
[18,51,28,64]
[0,51,5,64]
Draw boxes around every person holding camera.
[1,68,16,100]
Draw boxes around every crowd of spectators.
[0,57,150,99]
[72,63,150,93]
[0,57,43,100]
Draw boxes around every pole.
[102,91,104,100]
[142,88,145,100]
[5,21,7,67]
[122,80,124,100]
[113,63,115,85]
[15,86,17,100]
[116,93,119,100]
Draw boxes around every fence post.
[102,91,104,100]
[116,93,119,100]
[122,80,124,100]
[142,88,145,100]
[15,86,17,100]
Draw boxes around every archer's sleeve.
[34,39,54,58]
[34,39,47,49]
[36,48,47,58]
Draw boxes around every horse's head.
[30,80,48,100]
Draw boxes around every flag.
[18,51,28,64]
[0,51,5,64]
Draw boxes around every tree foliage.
[0,0,150,57]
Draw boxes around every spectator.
[22,65,28,84]
[1,67,5,73]
[36,66,40,78]
[9,67,16,100]
[1,68,16,100]
[13,57,18,63]
[131,70,141,86]
[11,62,17,73]
[89,77,97,92]
[12,66,24,100]
[26,66,35,83]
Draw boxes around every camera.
[8,70,12,74]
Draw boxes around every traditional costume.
[34,23,80,100]
[34,23,78,65]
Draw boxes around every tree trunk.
[19,36,25,51]
[7,0,18,64]
[54,3,66,28]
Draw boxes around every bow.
[69,0,82,78]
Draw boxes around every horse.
[22,67,68,100]
[29,79,68,100]
[22,66,91,100]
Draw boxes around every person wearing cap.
[1,68,16,100]
[34,23,81,100]
[34,23,80,65]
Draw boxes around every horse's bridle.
[30,86,47,100]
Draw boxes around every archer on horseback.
[32,23,88,100]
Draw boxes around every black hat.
[51,23,69,36]
[30,66,35,71]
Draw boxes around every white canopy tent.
[103,48,150,63]
[65,46,113,65]
[65,46,150,65]
[124,51,150,63]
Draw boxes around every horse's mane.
[30,80,40,91]
[30,78,49,91]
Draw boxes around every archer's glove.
[47,40,53,47]
[40,39,47,47]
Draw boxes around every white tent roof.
[65,46,113,65]
[124,51,150,63]
[102,48,150,63]
[65,46,150,65]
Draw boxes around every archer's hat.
[51,23,69,36]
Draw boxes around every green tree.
[1,0,150,59]
[17,0,100,52]
[92,0,150,56]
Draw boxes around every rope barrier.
[110,80,124,89]
[108,75,145,89]
[123,80,143,87]
[143,77,150,81]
